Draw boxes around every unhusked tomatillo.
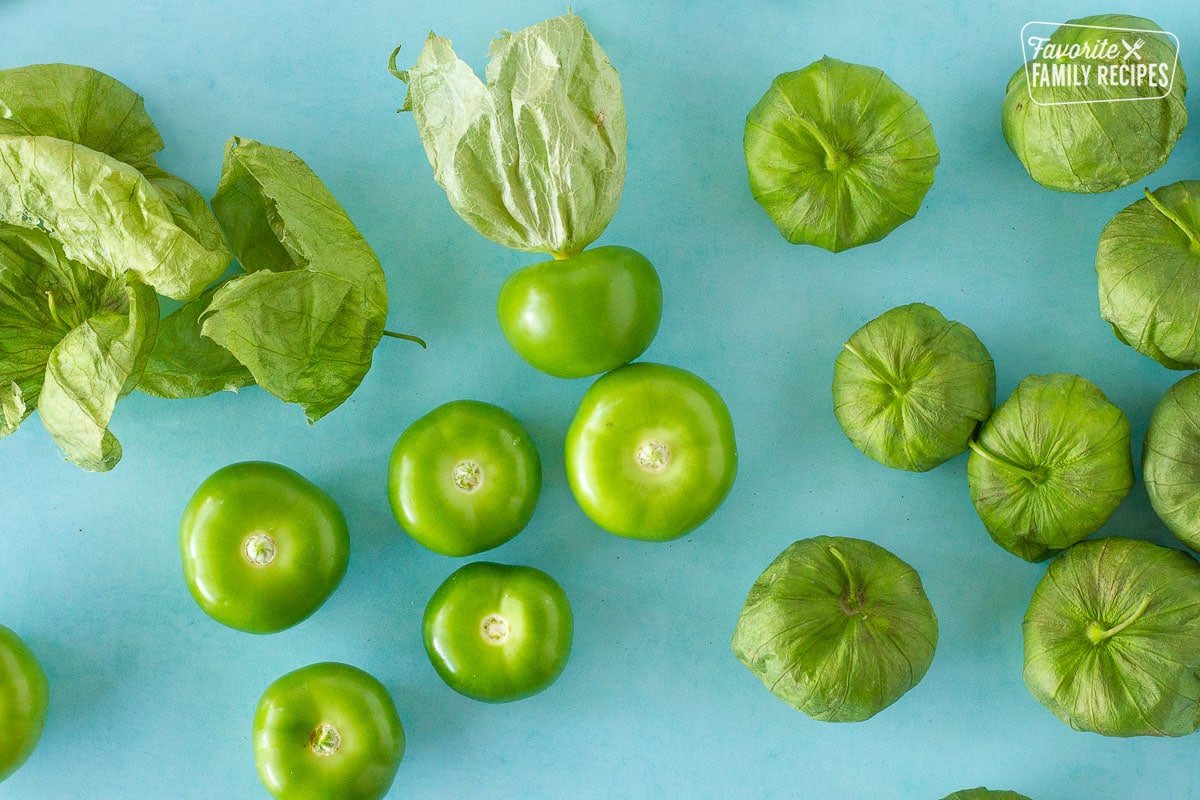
[1097,181,1200,369]
[833,303,994,472]
[1143,371,1200,550]
[967,374,1133,562]
[732,536,938,722]
[1001,14,1187,193]
[1023,537,1200,737]
[745,56,939,252]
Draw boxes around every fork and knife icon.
[1122,38,1146,60]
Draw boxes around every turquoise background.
[0,0,1196,797]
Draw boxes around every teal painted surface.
[0,1,1195,797]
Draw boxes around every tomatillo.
[388,400,541,557]
[565,362,737,541]
[0,625,48,783]
[423,562,573,703]
[179,461,350,634]
[253,662,404,800]
[497,245,663,379]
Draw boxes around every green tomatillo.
[388,400,541,557]
[179,461,350,634]
[565,362,737,541]
[253,662,404,800]
[497,245,663,379]
[423,562,573,703]
[941,790,1033,800]
[0,624,48,783]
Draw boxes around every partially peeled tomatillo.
[179,461,350,634]
[497,245,662,379]
[388,400,541,557]
[565,362,737,541]
[253,662,404,800]
[423,562,573,703]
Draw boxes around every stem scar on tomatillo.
[254,662,404,800]
[388,400,541,557]
[179,461,350,635]
[423,562,573,703]
[565,362,736,542]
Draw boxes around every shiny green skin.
[565,362,737,541]
[388,401,541,557]
[253,662,404,800]
[497,245,662,379]
[423,562,573,703]
[0,625,48,783]
[941,791,1032,800]
[180,462,350,634]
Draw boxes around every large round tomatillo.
[253,662,404,800]
[745,57,939,251]
[423,562,573,703]
[1145,371,1200,550]
[731,536,938,722]
[179,461,350,634]
[1023,537,1200,737]
[1001,14,1186,193]
[967,374,1132,562]
[565,362,737,541]
[0,624,48,783]
[497,245,662,379]
[388,400,542,557]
